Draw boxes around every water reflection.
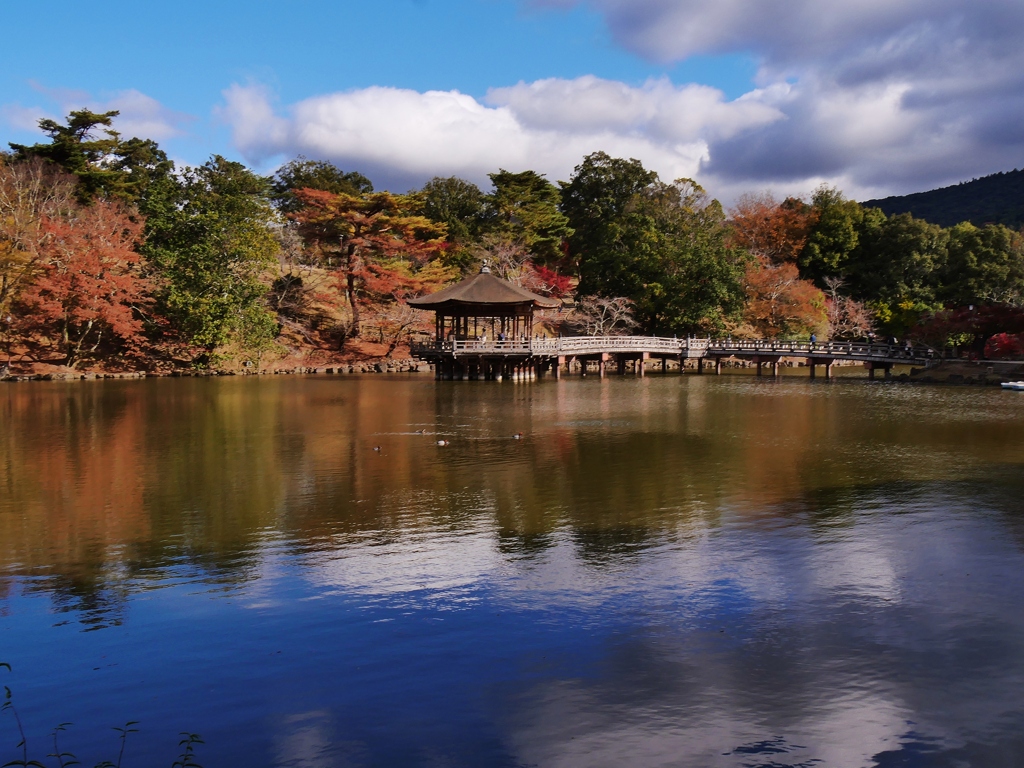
[1,376,1023,766]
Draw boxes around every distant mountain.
[862,169,1024,229]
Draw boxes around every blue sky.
[2,0,1022,202]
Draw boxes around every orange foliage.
[18,200,150,367]
[290,189,447,341]
[730,192,816,264]
[743,258,826,338]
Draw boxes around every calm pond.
[2,374,1024,767]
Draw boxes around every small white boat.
[1001,381,1024,390]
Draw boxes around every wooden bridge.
[410,337,941,381]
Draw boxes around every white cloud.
[219,77,779,193]
[0,104,55,134]
[527,0,1024,198]
[2,85,193,144]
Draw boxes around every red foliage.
[530,265,572,298]
[915,304,1024,352]
[18,200,150,367]
[985,332,1024,358]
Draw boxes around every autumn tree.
[271,157,373,214]
[742,259,826,338]
[291,190,447,344]
[0,158,77,320]
[566,296,639,336]
[822,277,874,340]
[729,192,816,264]
[18,200,150,367]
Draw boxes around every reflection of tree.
[0,379,286,626]
[5,375,1024,627]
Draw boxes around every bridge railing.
[705,339,941,360]
[411,337,941,361]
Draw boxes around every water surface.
[2,375,1023,767]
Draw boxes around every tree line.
[2,110,1022,371]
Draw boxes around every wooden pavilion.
[408,264,559,342]
[408,264,560,380]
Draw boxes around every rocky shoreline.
[3,358,1022,385]
[0,358,433,382]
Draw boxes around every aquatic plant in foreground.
[2,663,202,768]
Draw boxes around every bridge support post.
[824,361,833,380]
[636,352,648,377]
[756,359,763,377]
[662,358,668,374]
[808,359,815,379]
[772,360,779,377]
[715,357,722,375]
[599,353,609,378]
[697,357,704,374]
[617,356,626,375]
[554,356,563,380]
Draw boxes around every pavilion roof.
[408,267,559,310]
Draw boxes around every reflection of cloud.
[288,482,1024,766]
[810,541,901,603]
[274,710,367,768]
[307,503,502,602]
[504,678,911,767]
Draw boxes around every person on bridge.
[810,333,817,344]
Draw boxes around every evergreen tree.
[144,156,279,361]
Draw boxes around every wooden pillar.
[824,361,833,380]
[756,359,763,377]
[714,357,722,375]
[636,353,647,377]
[771,360,779,377]
[884,366,892,380]
[868,365,875,380]
[555,355,563,380]
[697,357,704,374]
[598,353,608,378]
[661,358,668,374]
[808,359,816,379]
[617,356,626,375]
